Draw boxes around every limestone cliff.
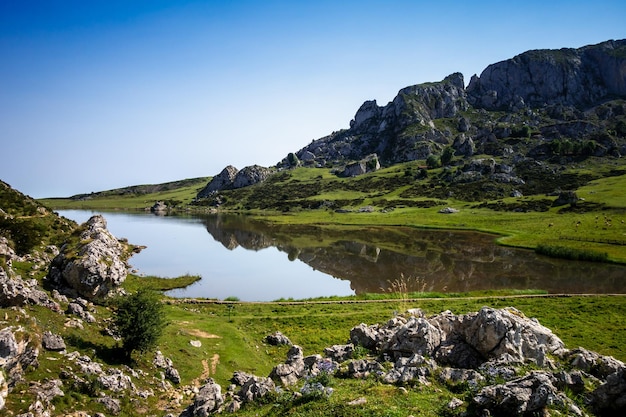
[467,39,626,110]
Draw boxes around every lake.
[58,210,626,301]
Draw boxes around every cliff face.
[467,39,626,110]
[270,39,626,173]
[285,73,468,168]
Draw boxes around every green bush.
[426,155,440,169]
[113,290,166,360]
[440,147,455,166]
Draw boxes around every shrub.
[113,289,166,360]
[426,155,440,169]
[440,146,455,166]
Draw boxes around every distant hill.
[68,177,210,200]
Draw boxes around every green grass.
[39,177,209,210]
[536,244,609,262]
[7,287,626,416]
[123,273,202,292]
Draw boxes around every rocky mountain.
[276,39,626,171]
[467,39,626,110]
[195,40,626,202]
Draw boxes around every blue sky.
[1,1,625,198]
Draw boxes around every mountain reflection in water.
[202,215,626,295]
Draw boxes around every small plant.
[382,274,427,313]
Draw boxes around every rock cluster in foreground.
[179,307,625,417]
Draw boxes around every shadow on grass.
[64,334,128,366]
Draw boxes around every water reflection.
[201,215,626,295]
[58,210,626,300]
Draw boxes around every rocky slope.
[280,39,626,170]
[195,39,626,204]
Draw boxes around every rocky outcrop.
[177,306,626,416]
[196,165,273,199]
[47,215,130,301]
[467,39,626,110]
[286,73,468,168]
[232,165,273,189]
[0,265,60,311]
[150,200,168,213]
[339,154,380,177]
[0,327,39,392]
[197,166,239,198]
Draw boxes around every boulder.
[0,327,39,389]
[323,344,354,363]
[473,371,576,416]
[339,154,381,177]
[237,375,275,403]
[382,353,436,385]
[269,345,305,386]
[97,368,134,392]
[346,359,385,379]
[565,347,625,379]
[165,366,181,385]
[588,366,626,416]
[97,396,121,415]
[264,331,292,346]
[438,367,485,389]
[181,378,224,417]
[0,370,7,410]
[47,215,129,301]
[464,307,564,366]
[349,323,383,351]
[0,237,15,263]
[42,331,66,352]
[67,300,96,323]
[385,317,442,359]
[150,201,168,213]
[553,190,580,207]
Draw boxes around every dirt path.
[167,293,626,306]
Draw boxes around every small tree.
[440,146,455,166]
[426,155,440,169]
[114,289,166,361]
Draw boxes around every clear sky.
[1,0,625,198]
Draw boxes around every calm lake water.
[58,210,626,301]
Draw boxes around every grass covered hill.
[0,180,75,256]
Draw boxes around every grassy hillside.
[39,176,209,210]
[0,180,75,255]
